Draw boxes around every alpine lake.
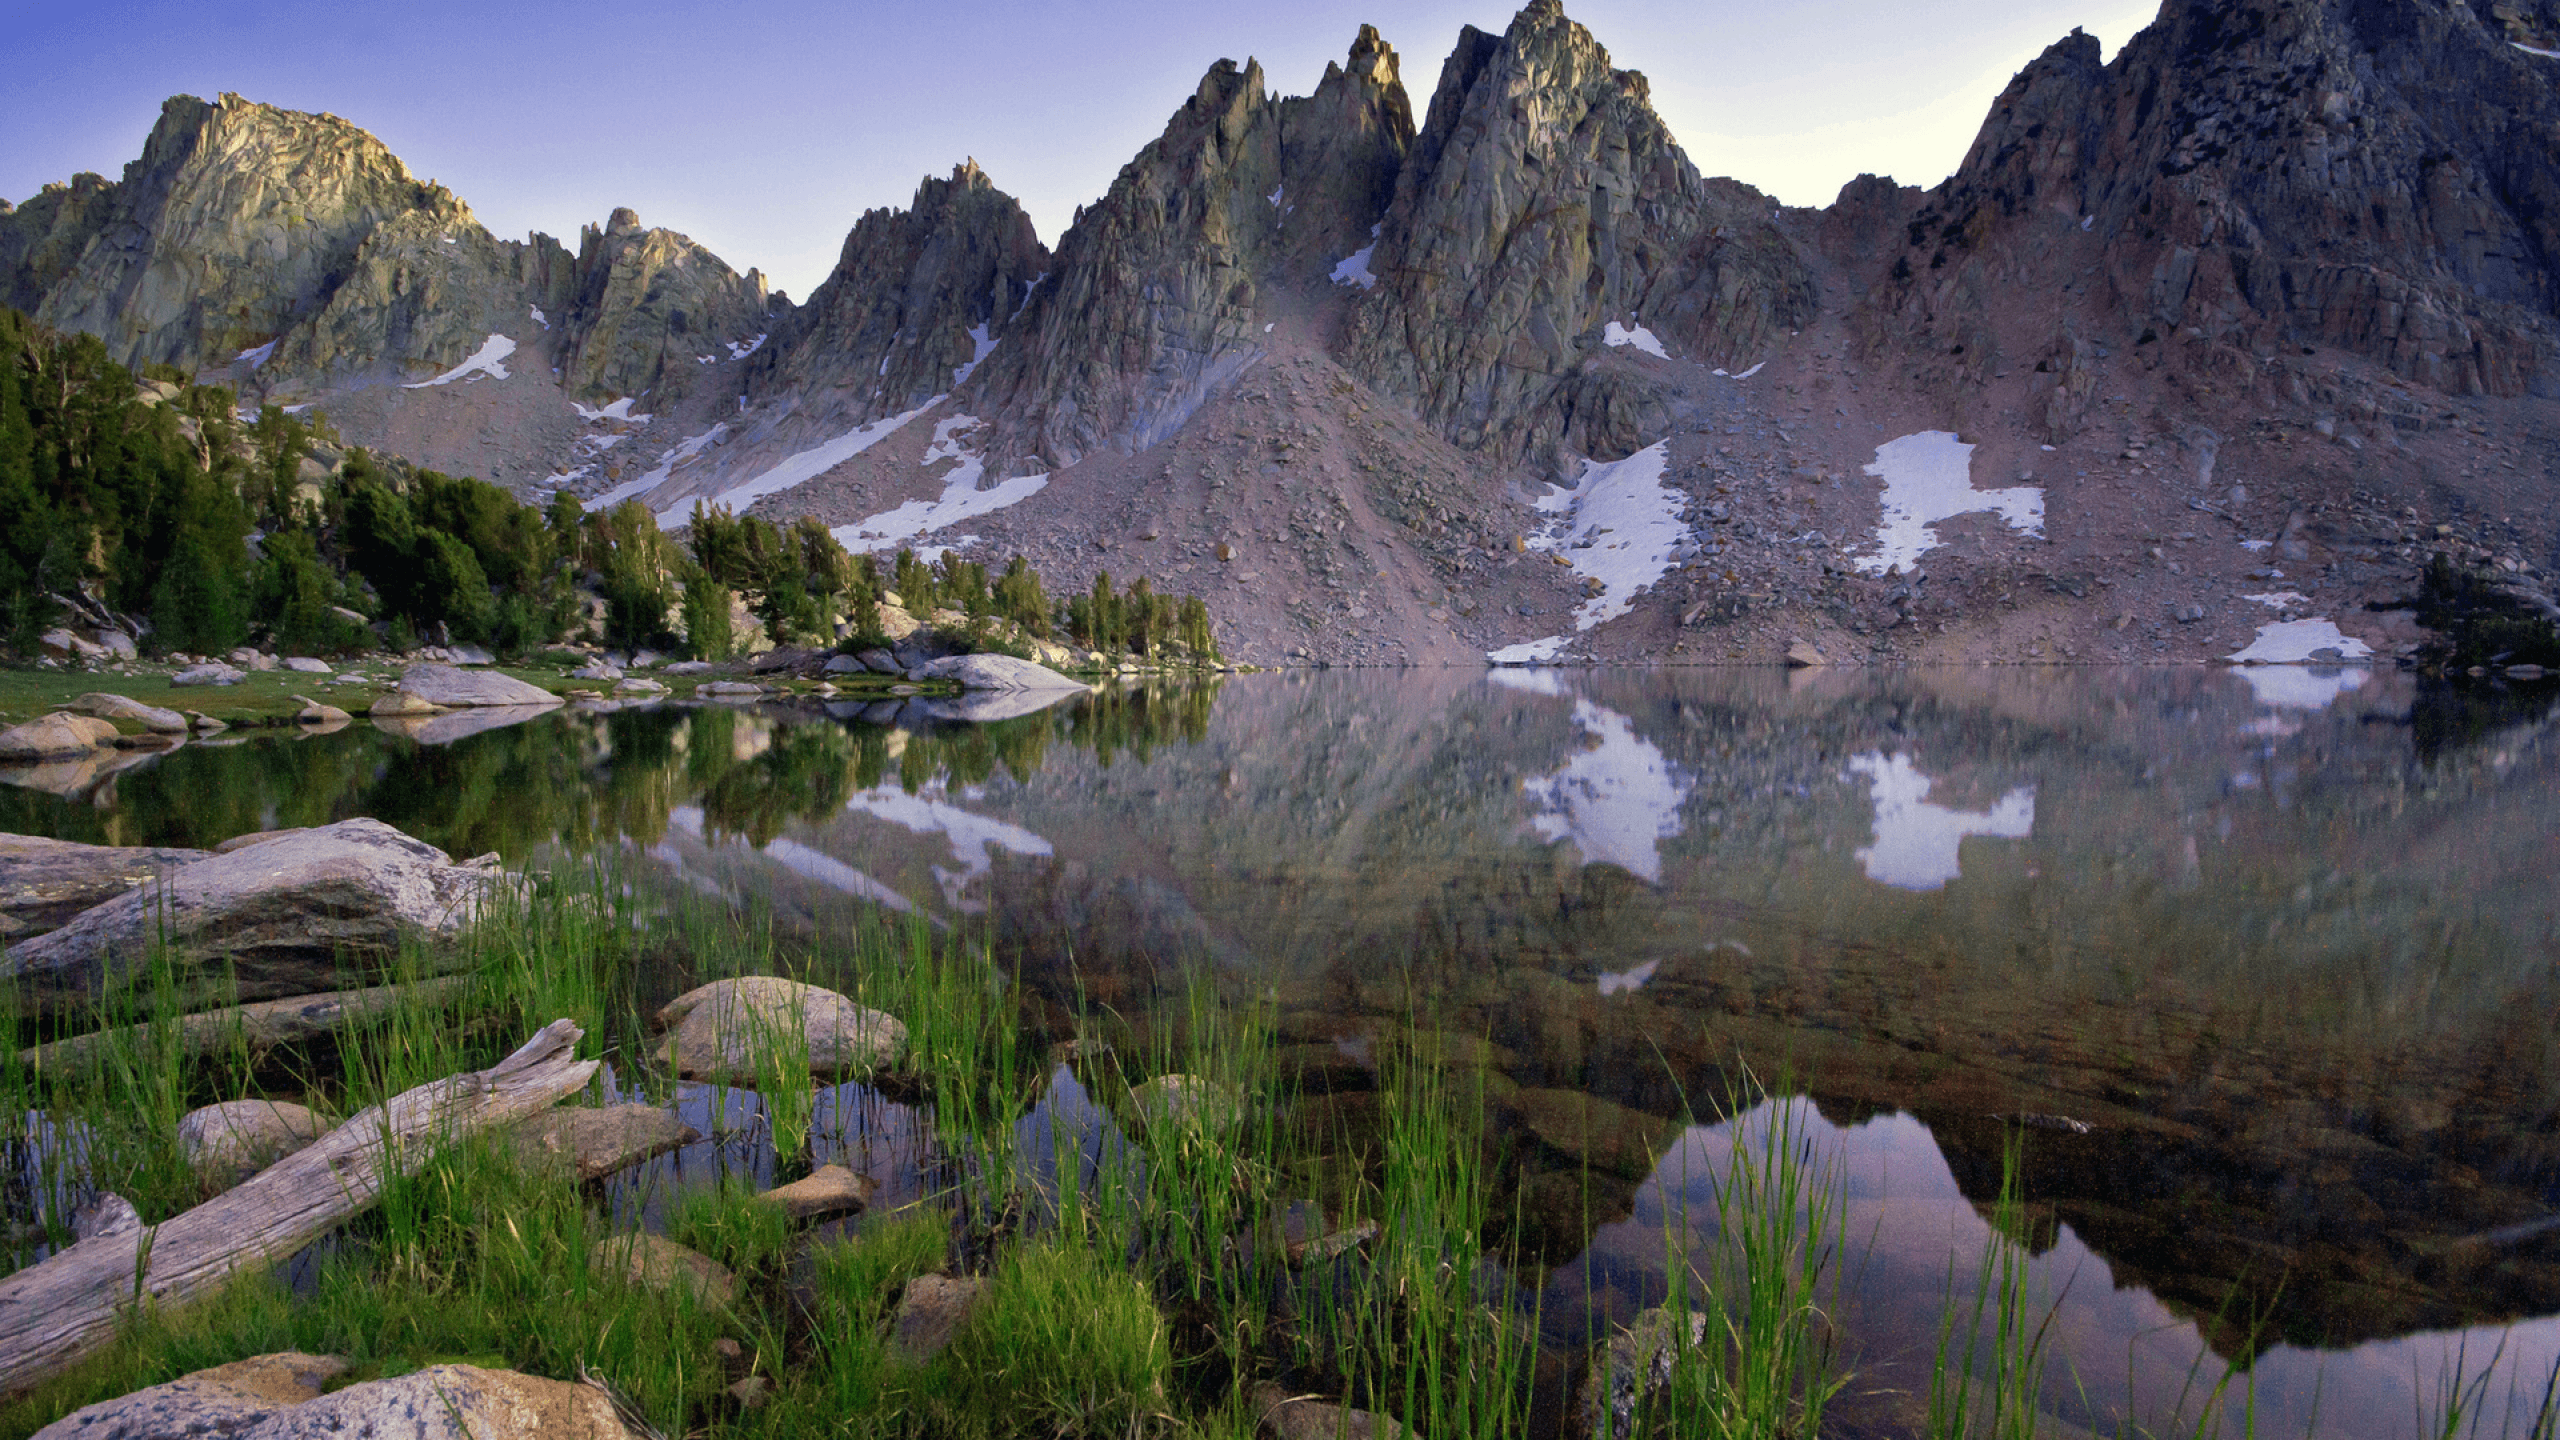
[4,662,2556,1440]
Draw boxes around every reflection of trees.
[700,722,857,846]
[1054,678,1218,768]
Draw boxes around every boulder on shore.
[0,818,507,1010]
[28,1351,350,1440]
[0,713,117,760]
[170,663,246,687]
[69,692,190,734]
[0,833,211,941]
[655,976,907,1085]
[909,653,1089,693]
[389,662,560,709]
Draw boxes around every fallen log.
[0,1018,595,1397]
[16,977,478,1075]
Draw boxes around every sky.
[3,0,2160,300]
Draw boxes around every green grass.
[9,863,2551,1440]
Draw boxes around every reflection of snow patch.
[1597,959,1660,997]
[1485,668,1570,697]
[760,838,916,914]
[1853,431,2042,576]
[1520,698,1693,884]
[403,333,515,388]
[670,401,935,524]
[1847,752,2034,892]
[844,783,1053,911]
[236,340,277,368]
[1603,321,1668,358]
[952,323,997,386]
[2227,618,2373,665]
[2234,665,2367,711]
[1329,245,1378,290]
[829,412,1049,555]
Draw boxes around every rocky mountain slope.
[3,0,2553,669]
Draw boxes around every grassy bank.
[3,860,2549,1439]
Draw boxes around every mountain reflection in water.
[5,666,2556,1437]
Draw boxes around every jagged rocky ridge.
[0,0,2555,671]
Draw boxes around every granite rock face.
[0,834,210,940]
[0,94,772,403]
[971,27,1415,469]
[1341,1,1817,460]
[755,162,1048,423]
[1879,0,2560,402]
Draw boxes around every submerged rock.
[591,1232,739,1306]
[510,1104,698,1182]
[0,818,507,1009]
[1128,1073,1246,1133]
[29,1351,349,1440]
[177,1098,328,1190]
[0,834,209,940]
[1249,1381,1409,1440]
[891,1274,986,1362]
[1582,1307,1709,1440]
[654,976,907,1085]
[0,714,117,760]
[756,1163,876,1222]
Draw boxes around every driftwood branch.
[0,1018,596,1397]
[18,978,478,1075]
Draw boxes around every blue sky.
[4,0,2157,299]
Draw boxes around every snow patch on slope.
[585,424,726,512]
[1602,321,1667,358]
[404,334,515,388]
[235,340,277,369]
[1330,246,1378,290]
[829,413,1048,556]
[952,324,997,386]
[669,401,937,525]
[2227,618,2374,665]
[1851,431,2042,576]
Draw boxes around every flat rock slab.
[757,1163,876,1222]
[1510,1087,1679,1182]
[30,1351,348,1439]
[909,653,1090,693]
[655,976,907,1085]
[213,829,311,855]
[0,818,504,1010]
[1249,1382,1409,1440]
[591,1232,738,1306]
[0,714,117,760]
[391,663,559,708]
[178,1099,329,1191]
[892,1274,986,1362]
[368,691,441,716]
[69,693,190,733]
[0,834,210,940]
[511,1104,699,1182]
[169,664,246,687]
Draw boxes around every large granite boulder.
[654,976,906,1085]
[0,713,117,760]
[28,1351,349,1440]
[69,693,190,734]
[0,818,506,1009]
[388,663,559,708]
[909,653,1089,693]
[0,834,211,942]
[177,1098,329,1190]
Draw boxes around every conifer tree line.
[0,306,1220,665]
